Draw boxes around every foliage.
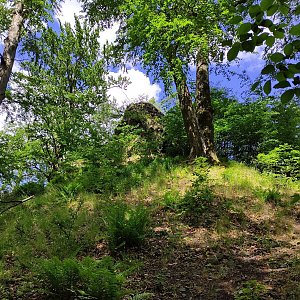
[234,280,267,300]
[82,0,235,161]
[38,256,125,299]
[161,89,300,163]
[162,104,189,157]
[82,0,232,86]
[0,126,48,190]
[8,18,115,181]
[179,157,214,225]
[257,144,300,179]
[228,0,300,101]
[213,89,300,162]
[103,201,150,252]
[0,198,101,262]
[263,189,282,205]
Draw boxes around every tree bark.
[174,76,204,159]
[0,1,25,103]
[195,52,219,164]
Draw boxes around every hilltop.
[0,158,299,299]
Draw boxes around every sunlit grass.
[209,161,300,200]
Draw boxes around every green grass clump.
[104,202,151,252]
[178,157,214,225]
[234,280,267,300]
[38,256,125,299]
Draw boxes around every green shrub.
[79,257,125,299]
[257,144,300,179]
[38,256,125,299]
[234,280,267,300]
[104,202,150,252]
[264,189,282,206]
[39,257,80,298]
[179,186,214,225]
[13,181,45,197]
[162,105,189,157]
[179,157,214,225]
[160,190,181,209]
[3,200,100,262]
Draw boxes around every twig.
[0,195,34,214]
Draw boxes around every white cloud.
[55,0,82,27]
[237,45,265,72]
[108,68,161,107]
[99,23,119,45]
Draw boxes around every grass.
[0,158,299,299]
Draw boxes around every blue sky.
[0,0,265,126]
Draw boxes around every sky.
[0,0,265,128]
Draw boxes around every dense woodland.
[0,0,300,299]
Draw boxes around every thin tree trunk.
[173,74,205,159]
[0,2,25,103]
[195,52,219,164]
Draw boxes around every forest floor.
[0,160,299,299]
[93,162,300,299]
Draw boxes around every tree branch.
[0,195,34,214]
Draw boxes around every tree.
[8,18,114,181]
[0,0,61,103]
[213,89,300,162]
[82,0,234,163]
[227,0,300,102]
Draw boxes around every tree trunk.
[195,53,219,164]
[0,2,25,103]
[174,77,204,159]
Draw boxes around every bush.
[38,256,125,299]
[234,280,267,300]
[39,257,80,298]
[104,202,150,252]
[162,105,189,157]
[264,189,282,206]
[179,186,214,225]
[179,157,214,225]
[257,144,300,179]
[13,181,45,197]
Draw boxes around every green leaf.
[281,89,294,103]
[229,16,243,25]
[242,40,255,52]
[274,81,291,88]
[270,53,285,63]
[266,36,275,47]
[295,5,300,15]
[251,81,260,91]
[276,72,286,82]
[261,64,275,74]
[263,80,272,95]
[238,23,252,35]
[260,0,274,11]
[293,76,300,85]
[240,33,252,42]
[279,5,289,16]
[227,43,241,61]
[222,39,233,47]
[294,88,300,97]
[284,44,294,56]
[260,19,273,28]
[249,5,262,18]
[288,64,299,73]
[293,39,300,50]
[290,24,300,36]
[273,29,284,39]
[267,4,279,16]
[256,32,269,45]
